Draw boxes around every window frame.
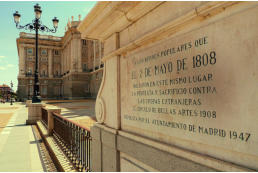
[54,50,59,55]
[27,48,33,55]
[41,49,47,55]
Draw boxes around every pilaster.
[77,39,82,72]
[48,49,53,77]
[93,40,96,70]
[95,32,121,129]
[19,45,25,76]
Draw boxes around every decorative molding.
[101,1,240,62]
[95,97,105,123]
[95,61,106,123]
[78,2,163,40]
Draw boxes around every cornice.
[17,37,62,47]
[100,1,251,62]
[78,2,163,40]
[77,2,258,63]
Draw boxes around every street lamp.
[10,81,13,105]
[13,4,59,103]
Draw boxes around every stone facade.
[78,1,258,171]
[16,17,104,100]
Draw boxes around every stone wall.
[62,73,91,99]
[78,1,258,171]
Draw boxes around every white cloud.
[0,67,6,70]
[7,64,15,68]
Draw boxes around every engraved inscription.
[123,36,252,142]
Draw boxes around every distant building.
[0,84,12,101]
[16,16,103,100]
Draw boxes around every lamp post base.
[32,95,41,103]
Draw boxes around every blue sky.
[0,1,96,91]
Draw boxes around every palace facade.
[16,17,103,100]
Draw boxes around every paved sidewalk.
[0,103,44,172]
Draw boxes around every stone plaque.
[121,6,258,169]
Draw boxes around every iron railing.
[41,107,48,127]
[52,112,91,172]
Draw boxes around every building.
[78,1,258,172]
[16,16,103,100]
[0,84,12,101]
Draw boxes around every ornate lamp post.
[10,81,13,105]
[13,4,59,103]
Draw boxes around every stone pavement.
[44,99,96,129]
[0,103,44,172]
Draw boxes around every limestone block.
[47,108,61,135]
[120,152,158,172]
[26,103,45,125]
[95,56,120,129]
[102,145,120,172]
[119,1,206,48]
[26,100,32,107]
[104,33,119,57]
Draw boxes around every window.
[41,57,48,61]
[27,48,33,55]
[82,40,87,45]
[28,68,32,74]
[29,86,33,95]
[29,80,32,84]
[83,64,87,72]
[54,50,59,55]
[41,49,47,55]
[42,86,47,95]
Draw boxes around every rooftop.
[19,32,62,41]
[0,84,10,88]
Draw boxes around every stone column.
[48,49,53,77]
[64,48,67,73]
[70,37,82,73]
[93,40,96,71]
[60,50,63,75]
[99,40,102,67]
[71,40,75,72]
[77,39,82,72]
[69,43,71,71]
[19,45,25,76]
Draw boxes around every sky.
[0,1,96,91]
